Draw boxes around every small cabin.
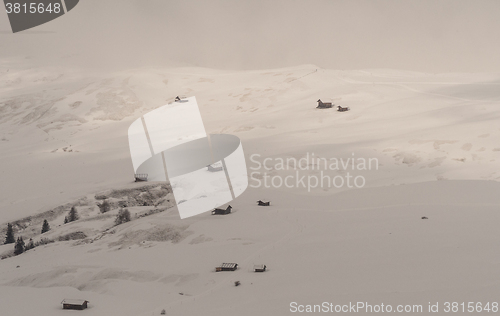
[337,105,350,112]
[257,200,270,206]
[62,299,89,310]
[174,95,188,102]
[212,205,232,215]
[317,99,333,109]
[207,162,223,172]
[216,263,238,272]
[254,264,267,272]
[134,173,148,182]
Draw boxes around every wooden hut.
[174,95,188,102]
[216,263,238,272]
[61,299,89,310]
[257,200,270,206]
[254,264,267,272]
[317,99,333,109]
[337,105,350,112]
[212,205,232,215]
[134,173,148,182]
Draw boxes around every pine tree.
[67,206,79,222]
[5,223,15,244]
[14,237,25,255]
[41,220,50,234]
[115,208,131,225]
[64,216,68,224]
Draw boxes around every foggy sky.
[1,0,500,72]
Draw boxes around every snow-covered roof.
[62,299,88,305]
[208,161,222,168]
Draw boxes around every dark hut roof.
[219,263,238,269]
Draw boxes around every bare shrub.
[115,209,131,225]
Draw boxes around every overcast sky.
[1,0,500,72]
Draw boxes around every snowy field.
[0,62,500,315]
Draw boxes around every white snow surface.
[0,63,500,315]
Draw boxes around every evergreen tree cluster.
[14,237,24,255]
[4,220,54,256]
[13,237,36,255]
[64,206,79,224]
